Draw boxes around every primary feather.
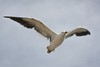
[65,28,90,38]
[4,16,57,42]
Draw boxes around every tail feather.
[47,46,52,53]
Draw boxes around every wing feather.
[4,16,57,41]
[65,28,90,38]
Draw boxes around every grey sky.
[0,0,100,67]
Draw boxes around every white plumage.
[4,16,90,53]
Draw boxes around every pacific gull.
[4,16,90,53]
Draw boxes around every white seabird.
[4,16,90,53]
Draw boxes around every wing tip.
[87,30,91,35]
[76,30,91,36]
[4,16,9,18]
[4,16,19,18]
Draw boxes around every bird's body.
[4,16,90,53]
[47,32,67,53]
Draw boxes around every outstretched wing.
[4,16,57,41]
[65,28,90,38]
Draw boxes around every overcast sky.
[0,0,100,67]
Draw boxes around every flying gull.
[4,16,90,53]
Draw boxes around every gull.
[4,16,90,53]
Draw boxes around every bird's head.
[61,31,67,34]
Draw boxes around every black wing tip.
[4,16,18,19]
[4,16,34,28]
[4,16,20,18]
[76,30,91,36]
[87,30,91,35]
[4,16,10,18]
[3,16,23,21]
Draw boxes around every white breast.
[47,32,66,53]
